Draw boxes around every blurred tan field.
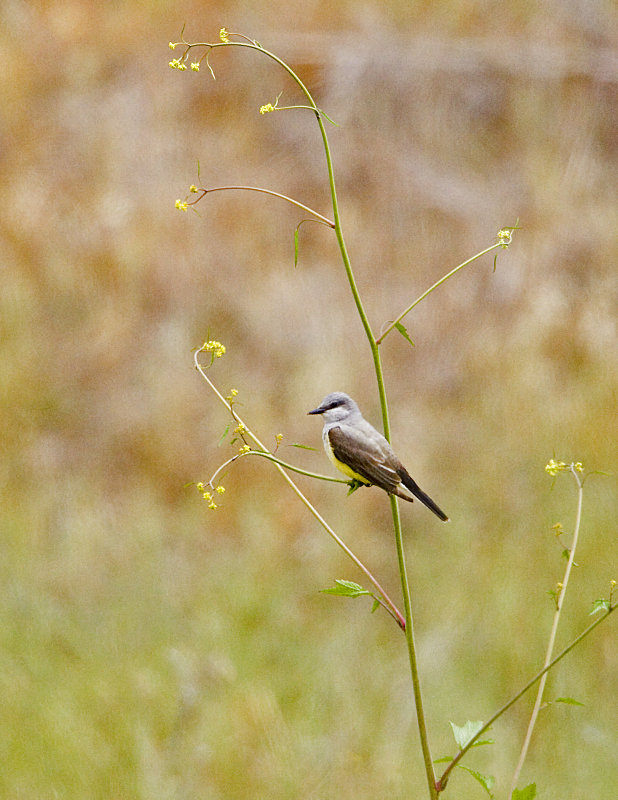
[1,0,617,797]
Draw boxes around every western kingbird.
[308,391,449,522]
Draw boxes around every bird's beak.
[307,406,323,415]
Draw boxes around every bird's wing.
[328,424,402,492]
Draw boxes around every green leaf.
[370,599,380,614]
[457,764,495,797]
[433,756,452,764]
[320,580,370,598]
[394,321,415,347]
[291,442,317,451]
[590,598,610,615]
[555,696,584,706]
[450,720,487,750]
[347,479,365,495]
[218,423,230,446]
[319,109,340,126]
[512,783,537,800]
[293,226,300,267]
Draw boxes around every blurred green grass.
[1,1,616,797]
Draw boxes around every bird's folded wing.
[328,425,401,491]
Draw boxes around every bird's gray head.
[307,392,360,424]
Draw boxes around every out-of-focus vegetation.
[1,0,616,797]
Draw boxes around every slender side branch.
[377,243,503,345]
[182,36,441,799]
[436,603,616,792]
[194,350,405,630]
[508,465,584,793]
[188,185,335,227]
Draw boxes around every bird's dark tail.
[398,470,449,522]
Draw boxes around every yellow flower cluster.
[545,459,583,476]
[201,340,226,358]
[196,482,226,510]
[219,28,230,43]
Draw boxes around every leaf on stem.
[394,321,415,347]
[450,720,493,749]
[291,442,317,451]
[319,109,340,126]
[218,423,230,446]
[294,226,300,267]
[320,579,371,598]
[457,765,495,797]
[554,696,584,706]
[511,784,537,800]
[590,598,610,615]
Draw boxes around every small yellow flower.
[239,444,251,454]
[573,462,584,472]
[191,62,200,72]
[497,227,513,246]
[260,103,275,115]
[189,184,199,193]
[219,27,229,43]
[275,433,283,443]
[178,63,187,71]
[551,522,564,535]
[196,482,205,492]
[233,422,246,435]
[545,458,566,476]
[201,340,226,357]
[169,42,177,50]
[175,199,189,211]
[215,485,225,494]
[208,500,218,510]
[611,580,617,588]
[230,388,238,397]
[202,491,212,501]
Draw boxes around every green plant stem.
[508,466,584,794]
[209,449,348,487]
[191,185,335,227]
[436,603,615,792]
[192,38,438,799]
[391,497,439,799]
[313,73,438,800]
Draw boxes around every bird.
[308,391,449,521]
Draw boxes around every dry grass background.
[1,1,616,797]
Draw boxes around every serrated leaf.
[450,720,486,750]
[457,764,495,797]
[394,321,415,347]
[555,696,584,706]
[320,579,370,598]
[512,783,537,800]
[590,598,610,615]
